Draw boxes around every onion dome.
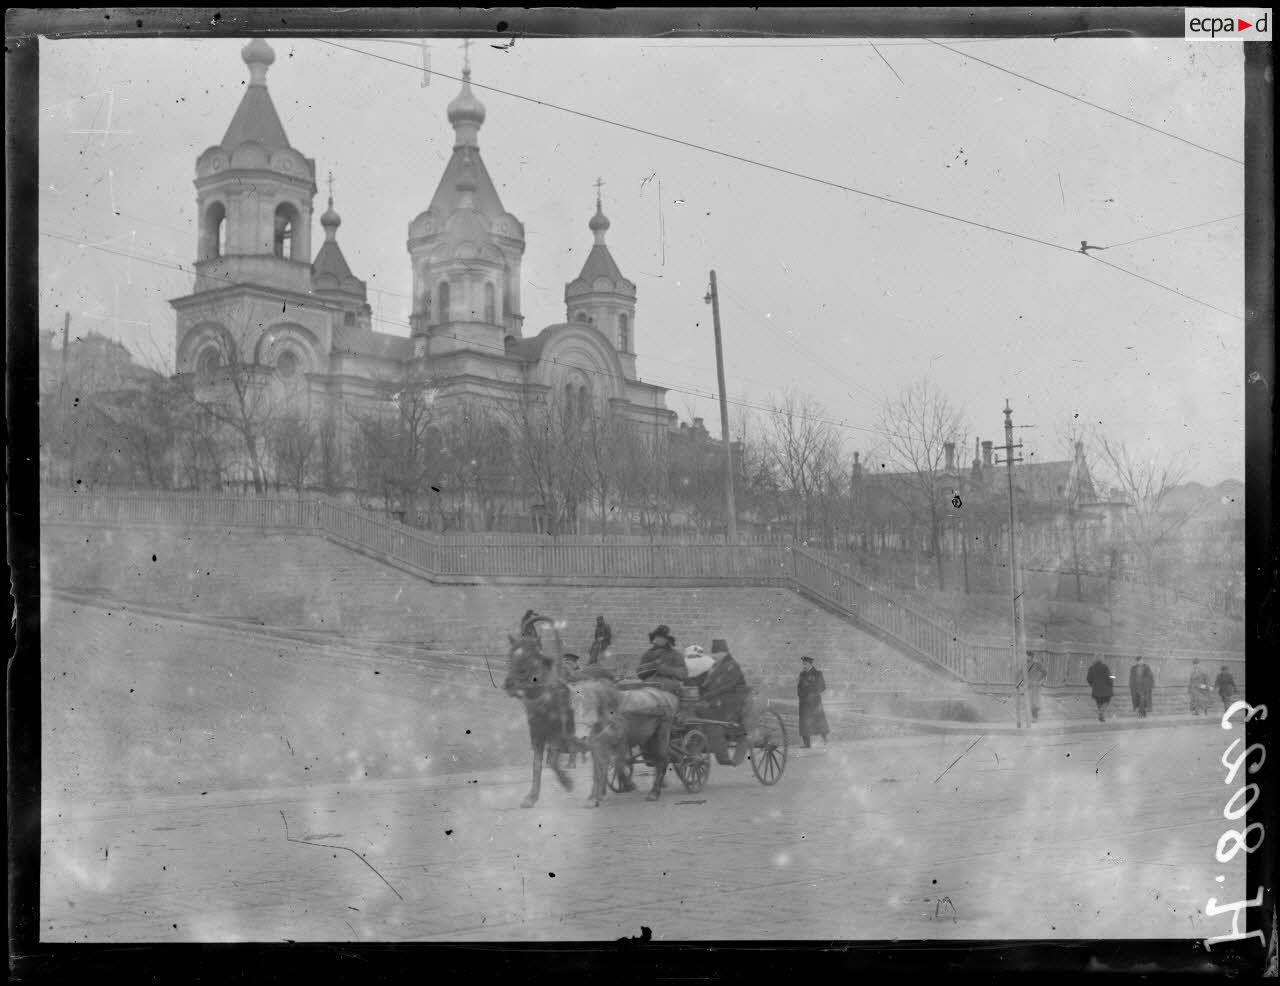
[320,197,341,240]
[589,193,611,244]
[241,38,275,86]
[447,65,486,144]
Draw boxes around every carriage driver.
[636,625,688,695]
[697,639,751,766]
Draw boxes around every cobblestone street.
[42,723,1244,942]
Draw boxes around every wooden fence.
[41,489,1241,686]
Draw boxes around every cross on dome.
[447,39,485,145]
[320,170,341,237]
[589,178,610,241]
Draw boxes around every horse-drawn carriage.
[503,619,787,808]
[605,683,789,795]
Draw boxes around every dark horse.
[503,625,577,808]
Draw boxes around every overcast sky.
[38,34,1246,484]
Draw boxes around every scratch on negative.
[1095,744,1117,774]
[934,735,985,784]
[280,810,404,900]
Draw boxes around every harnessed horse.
[571,675,675,807]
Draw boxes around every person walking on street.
[588,615,612,665]
[1129,655,1155,718]
[1025,651,1047,723]
[1087,658,1114,722]
[1188,658,1213,716]
[1215,664,1238,711]
[797,656,829,748]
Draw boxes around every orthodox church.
[171,38,677,464]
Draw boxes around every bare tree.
[579,405,630,536]
[438,403,514,531]
[1094,436,1197,602]
[728,405,784,536]
[501,386,590,535]
[763,389,842,543]
[347,376,444,526]
[269,411,318,498]
[875,379,967,590]
[315,414,344,497]
[613,422,673,537]
[179,305,287,493]
[173,400,229,492]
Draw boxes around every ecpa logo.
[1186,8,1272,39]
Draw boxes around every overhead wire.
[925,39,1244,166]
[312,38,1244,321]
[1099,213,1243,251]
[313,39,1076,254]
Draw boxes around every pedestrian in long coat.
[1215,665,1238,710]
[797,656,829,747]
[1129,656,1155,718]
[1086,658,1114,722]
[1025,652,1047,723]
[1188,659,1213,715]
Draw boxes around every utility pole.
[59,312,72,487]
[705,271,737,541]
[1000,400,1028,728]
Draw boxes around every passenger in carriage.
[697,639,751,766]
[636,625,687,695]
[683,644,716,686]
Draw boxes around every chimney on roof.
[693,417,705,433]
[982,440,993,467]
[852,451,862,480]
[944,442,955,472]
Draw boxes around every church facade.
[171,39,679,526]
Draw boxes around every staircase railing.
[41,489,1240,684]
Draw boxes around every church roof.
[575,243,625,284]
[312,240,355,282]
[221,40,292,152]
[221,86,292,151]
[506,332,548,362]
[332,324,412,361]
[428,147,506,218]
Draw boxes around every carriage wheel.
[607,757,635,793]
[749,710,788,786]
[674,730,711,794]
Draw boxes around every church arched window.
[578,386,590,420]
[196,347,222,384]
[277,350,299,379]
[618,313,629,352]
[274,203,299,259]
[484,283,496,323]
[438,281,451,323]
[203,202,227,260]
